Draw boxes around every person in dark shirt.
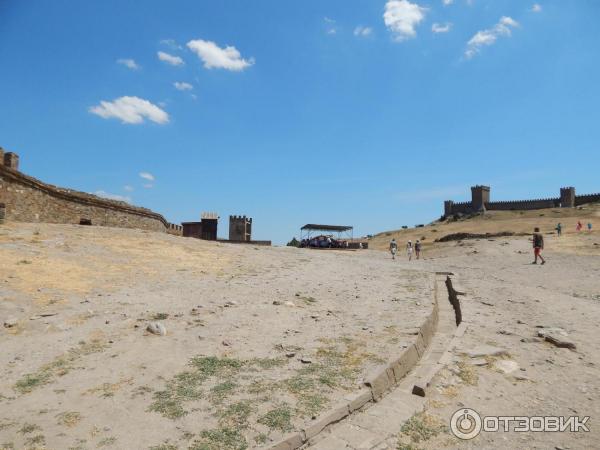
[532,227,546,265]
[415,240,422,259]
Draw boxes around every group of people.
[389,238,421,261]
[556,221,593,236]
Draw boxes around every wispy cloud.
[95,190,132,203]
[432,22,452,33]
[174,81,193,91]
[531,3,542,13]
[384,0,427,42]
[116,58,140,70]
[124,185,134,192]
[139,172,155,182]
[157,51,184,66]
[187,39,254,71]
[464,16,519,59]
[160,39,183,50]
[354,26,373,37]
[89,96,169,125]
[142,183,154,189]
[442,0,453,5]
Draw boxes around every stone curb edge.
[264,277,441,450]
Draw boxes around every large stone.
[146,322,167,336]
[303,403,349,440]
[344,388,372,412]
[267,432,304,450]
[494,359,519,374]
[364,366,393,400]
[390,345,419,383]
[3,317,18,328]
[461,345,507,358]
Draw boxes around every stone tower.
[560,187,575,208]
[229,215,252,242]
[444,200,454,217]
[1,149,19,171]
[471,185,490,211]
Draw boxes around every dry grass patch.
[14,339,107,394]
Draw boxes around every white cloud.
[432,22,452,33]
[139,172,155,181]
[117,58,139,70]
[174,81,193,91]
[186,39,254,71]
[89,96,169,125]
[324,17,336,23]
[531,3,542,13]
[354,26,373,37]
[327,28,337,35]
[384,0,427,41]
[157,51,184,66]
[95,190,131,203]
[160,39,183,49]
[464,16,519,59]
[124,185,134,192]
[442,0,453,4]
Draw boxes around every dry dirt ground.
[384,228,600,450]
[0,223,432,450]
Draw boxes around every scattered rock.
[3,318,18,328]
[146,322,167,336]
[300,357,312,364]
[469,358,488,366]
[190,308,201,315]
[285,352,296,358]
[222,340,232,347]
[462,345,508,358]
[284,301,295,307]
[494,359,519,374]
[310,314,320,319]
[272,300,282,306]
[224,301,237,307]
[520,337,541,343]
[541,334,577,350]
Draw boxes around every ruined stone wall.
[0,164,169,232]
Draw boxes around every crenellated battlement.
[443,185,598,216]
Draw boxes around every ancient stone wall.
[575,193,600,206]
[486,198,559,211]
[0,163,169,232]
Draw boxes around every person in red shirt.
[532,227,546,265]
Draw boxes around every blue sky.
[1,1,599,244]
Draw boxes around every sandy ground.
[0,223,432,450]
[389,230,600,449]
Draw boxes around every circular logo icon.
[450,408,482,440]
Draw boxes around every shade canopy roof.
[300,224,353,232]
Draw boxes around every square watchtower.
[471,185,490,211]
[229,215,252,242]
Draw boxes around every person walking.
[415,240,422,259]
[587,222,593,232]
[532,227,546,265]
[576,221,583,232]
[556,223,562,236]
[407,240,413,261]
[389,238,398,260]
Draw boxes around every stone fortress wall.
[444,185,600,217]
[0,148,181,233]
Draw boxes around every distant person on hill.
[532,227,546,265]
[556,223,562,236]
[407,240,413,261]
[415,240,422,259]
[588,222,593,232]
[576,221,583,232]
[389,238,398,260]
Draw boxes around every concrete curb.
[265,276,442,450]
